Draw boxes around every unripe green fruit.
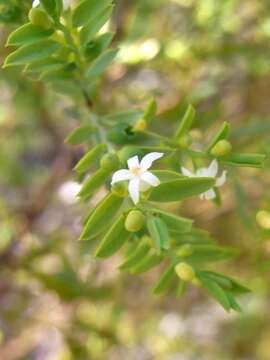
[256,210,270,229]
[125,210,145,232]
[176,244,193,257]
[100,153,120,171]
[111,182,127,197]
[175,262,195,282]
[28,8,53,30]
[210,139,232,157]
[178,134,192,148]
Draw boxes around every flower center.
[130,166,141,176]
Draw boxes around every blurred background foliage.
[0,0,270,359]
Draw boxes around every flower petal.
[111,169,132,184]
[128,178,140,204]
[140,152,164,171]
[33,0,40,7]
[207,160,218,177]
[216,170,227,187]
[140,171,160,187]
[204,188,216,200]
[128,155,140,170]
[181,167,194,177]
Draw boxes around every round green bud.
[256,210,270,229]
[176,244,193,257]
[100,153,120,171]
[133,118,147,132]
[125,210,145,233]
[175,262,195,282]
[111,182,128,197]
[210,139,232,157]
[178,134,192,149]
[28,8,53,30]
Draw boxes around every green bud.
[111,182,128,197]
[175,262,195,282]
[176,244,193,257]
[210,139,232,157]
[178,134,192,149]
[28,8,53,30]
[100,153,120,171]
[256,210,270,229]
[125,210,145,233]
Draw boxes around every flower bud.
[178,134,192,149]
[133,118,147,132]
[176,244,193,257]
[111,182,127,197]
[100,153,120,171]
[256,210,270,229]
[210,139,232,157]
[125,210,145,232]
[175,262,195,282]
[28,8,53,30]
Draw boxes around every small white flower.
[181,159,226,200]
[111,152,164,204]
[33,0,70,9]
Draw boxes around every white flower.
[111,152,164,204]
[33,0,69,9]
[181,159,226,200]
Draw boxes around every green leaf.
[73,0,112,27]
[25,58,65,73]
[206,121,231,152]
[95,215,130,258]
[144,99,157,123]
[65,125,97,145]
[151,170,183,182]
[197,272,231,311]
[80,5,113,46]
[130,253,163,274]
[41,67,72,81]
[226,292,242,312]
[176,280,186,298]
[78,168,110,199]
[147,216,170,252]
[4,40,61,67]
[153,263,175,295]
[203,271,250,294]
[221,153,265,168]
[150,208,193,233]
[172,228,215,245]
[180,245,236,263]
[149,177,215,202]
[175,104,195,139]
[119,242,150,270]
[75,144,107,173]
[6,23,54,46]
[86,48,118,79]
[80,193,124,240]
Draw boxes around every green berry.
[125,210,145,233]
[100,153,120,171]
[175,262,195,282]
[210,139,232,157]
[28,8,53,30]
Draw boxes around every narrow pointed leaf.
[221,153,265,168]
[153,263,175,295]
[149,177,215,202]
[86,48,118,79]
[65,125,97,145]
[150,208,193,233]
[175,104,195,139]
[130,253,163,274]
[75,144,107,173]
[147,216,170,252]
[80,193,124,240]
[73,0,112,27]
[78,168,110,199]
[119,242,150,270]
[95,215,130,258]
[206,121,231,152]
[6,23,54,46]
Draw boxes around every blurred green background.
[0,0,270,359]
